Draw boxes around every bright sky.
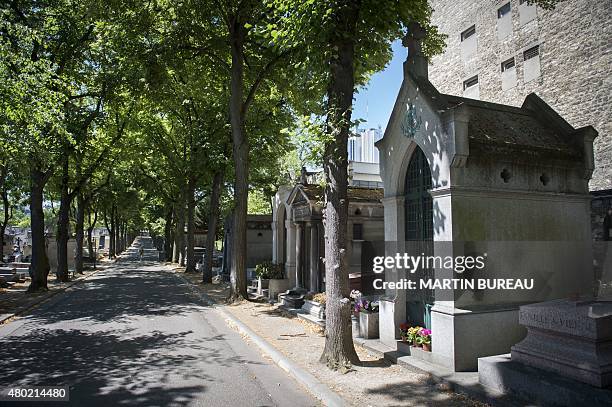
[353,40,407,131]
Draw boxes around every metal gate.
[404,147,434,328]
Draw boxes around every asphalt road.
[0,261,317,407]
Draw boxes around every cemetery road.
[0,262,317,406]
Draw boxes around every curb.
[217,307,346,407]
[173,273,346,407]
[0,266,105,325]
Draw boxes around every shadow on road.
[0,265,260,406]
[26,267,205,324]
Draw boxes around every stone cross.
[402,22,426,60]
[402,22,428,78]
[299,166,308,185]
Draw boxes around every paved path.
[0,261,317,406]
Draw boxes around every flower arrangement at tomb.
[254,261,284,280]
[417,328,432,352]
[354,298,379,314]
[400,324,432,352]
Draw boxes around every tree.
[169,0,300,299]
[0,1,69,291]
[271,0,446,371]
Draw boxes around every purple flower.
[419,329,432,336]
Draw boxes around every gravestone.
[511,299,612,388]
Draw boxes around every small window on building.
[501,57,517,90]
[498,3,511,18]
[353,223,363,240]
[523,45,541,82]
[523,45,539,60]
[463,75,478,90]
[461,25,476,41]
[501,57,515,72]
[519,0,537,26]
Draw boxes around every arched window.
[404,147,433,241]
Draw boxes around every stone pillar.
[285,222,296,287]
[308,222,319,292]
[295,222,303,289]
[379,195,407,347]
[271,220,279,264]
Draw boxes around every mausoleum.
[376,24,598,371]
[271,172,384,308]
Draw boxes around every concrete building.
[375,25,596,371]
[428,0,611,191]
[348,161,384,189]
[348,127,384,164]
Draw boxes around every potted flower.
[399,323,410,342]
[407,326,422,347]
[417,328,432,352]
[356,298,380,339]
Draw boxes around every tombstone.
[478,299,612,405]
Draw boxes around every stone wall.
[592,189,612,240]
[428,0,611,191]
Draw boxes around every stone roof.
[405,73,584,159]
[445,95,581,158]
[297,184,383,204]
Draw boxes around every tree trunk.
[185,177,197,273]
[164,205,173,262]
[114,215,121,255]
[122,222,125,252]
[28,166,51,292]
[203,170,223,283]
[203,171,223,283]
[117,220,123,253]
[75,193,85,274]
[56,156,71,282]
[172,206,179,263]
[122,221,127,251]
[87,208,97,263]
[0,189,9,260]
[319,0,361,371]
[229,19,248,300]
[173,201,186,264]
[104,206,116,258]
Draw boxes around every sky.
[352,40,407,131]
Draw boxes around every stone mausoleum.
[375,25,597,371]
[271,171,384,307]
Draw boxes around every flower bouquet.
[407,326,422,347]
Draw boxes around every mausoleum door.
[404,147,434,328]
